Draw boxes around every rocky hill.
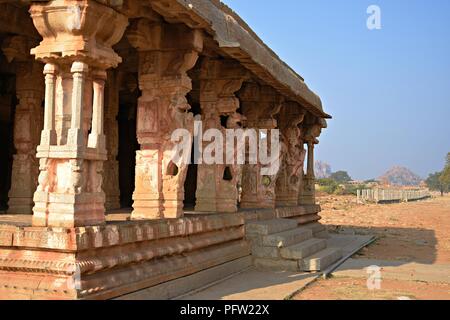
[315,161,332,179]
[379,166,423,186]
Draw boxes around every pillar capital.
[1,35,38,64]
[304,117,327,144]
[29,0,128,69]
[43,62,58,75]
[239,82,283,129]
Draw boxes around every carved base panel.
[32,191,106,228]
[300,177,316,205]
[195,165,239,213]
[195,165,217,212]
[0,204,322,299]
[216,199,238,213]
[299,192,316,205]
[0,214,248,300]
[241,166,277,210]
[131,150,163,219]
[276,193,299,207]
[195,198,217,212]
[240,198,276,210]
[130,197,162,220]
[160,196,184,219]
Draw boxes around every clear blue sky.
[222,0,450,180]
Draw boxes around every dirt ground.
[294,194,450,300]
[297,276,450,300]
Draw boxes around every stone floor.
[0,209,136,226]
[0,209,256,226]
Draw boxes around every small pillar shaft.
[41,63,57,146]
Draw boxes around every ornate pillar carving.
[2,36,44,214]
[194,58,248,213]
[29,0,128,227]
[299,117,327,205]
[127,20,203,219]
[103,70,121,210]
[275,102,306,207]
[239,83,282,209]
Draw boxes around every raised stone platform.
[0,205,322,300]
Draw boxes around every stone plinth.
[0,213,248,300]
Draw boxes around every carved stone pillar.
[299,118,327,205]
[103,70,121,210]
[194,58,248,213]
[239,83,282,209]
[2,36,44,214]
[29,0,128,227]
[127,20,203,219]
[275,102,306,207]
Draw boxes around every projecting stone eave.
[148,0,331,119]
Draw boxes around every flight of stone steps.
[246,218,342,272]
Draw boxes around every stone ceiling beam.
[147,0,330,119]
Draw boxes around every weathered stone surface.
[245,219,298,236]
[239,83,281,210]
[151,0,329,118]
[290,214,322,225]
[253,258,299,272]
[251,245,280,259]
[280,238,327,260]
[28,0,129,228]
[129,21,202,220]
[0,209,252,299]
[262,228,313,248]
[301,247,342,272]
[300,222,328,236]
[82,240,250,300]
[194,58,249,213]
[276,102,306,207]
[0,0,332,300]
[116,256,252,300]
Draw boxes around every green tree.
[330,171,352,183]
[317,178,339,194]
[439,152,450,194]
[426,172,445,196]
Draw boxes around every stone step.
[253,258,299,272]
[245,219,298,236]
[280,238,327,260]
[301,222,326,234]
[262,228,313,248]
[301,247,343,272]
[299,222,329,239]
